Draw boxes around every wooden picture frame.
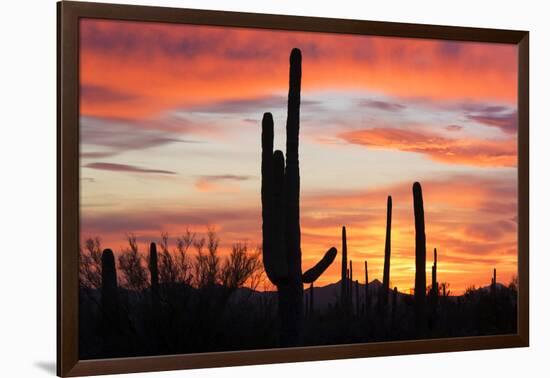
[57,1,529,376]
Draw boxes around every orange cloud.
[79,19,517,120]
[339,127,517,167]
[194,175,252,193]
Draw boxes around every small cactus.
[382,196,392,304]
[491,268,497,296]
[364,260,369,311]
[413,182,427,332]
[101,249,120,355]
[149,242,160,313]
[431,248,438,302]
[341,226,348,306]
[442,283,450,298]
[349,260,353,307]
[355,279,360,315]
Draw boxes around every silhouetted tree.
[79,237,102,289]
[509,275,518,291]
[118,234,148,291]
[247,246,266,291]
[194,228,220,288]
[464,284,477,299]
[157,232,194,286]
[221,242,262,291]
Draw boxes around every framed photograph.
[57,1,529,376]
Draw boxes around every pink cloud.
[339,127,517,167]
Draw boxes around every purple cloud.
[84,162,176,175]
[358,99,406,112]
[80,116,204,159]
[186,95,322,114]
[445,125,464,132]
[81,84,139,104]
[197,174,252,181]
[467,111,518,134]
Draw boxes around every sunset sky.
[79,19,518,294]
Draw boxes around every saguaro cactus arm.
[262,115,288,285]
[302,247,338,284]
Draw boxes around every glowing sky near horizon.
[79,18,518,294]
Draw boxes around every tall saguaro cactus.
[431,248,438,301]
[494,268,497,287]
[102,249,118,312]
[341,226,348,305]
[364,260,369,311]
[149,242,160,313]
[355,280,360,315]
[349,261,353,286]
[391,286,398,329]
[349,260,353,306]
[382,196,392,304]
[413,182,426,332]
[261,48,337,346]
[101,249,120,355]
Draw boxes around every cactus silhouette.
[441,282,450,298]
[149,242,160,313]
[431,248,438,301]
[491,268,497,296]
[382,196,392,304]
[364,260,369,311]
[101,248,120,355]
[346,267,350,303]
[349,260,353,309]
[413,182,427,332]
[341,226,348,307]
[261,48,337,346]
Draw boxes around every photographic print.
[77,17,520,360]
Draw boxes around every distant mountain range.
[81,278,508,314]
[230,279,508,312]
